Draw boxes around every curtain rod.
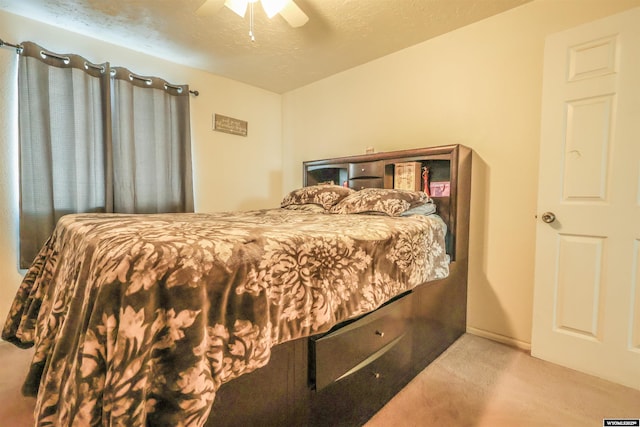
[0,37,199,96]
[0,38,23,53]
[126,72,199,96]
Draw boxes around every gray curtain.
[110,67,193,213]
[18,42,193,268]
[18,42,111,268]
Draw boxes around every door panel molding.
[554,234,605,340]
[563,94,614,201]
[567,35,618,82]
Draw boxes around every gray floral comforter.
[2,209,449,426]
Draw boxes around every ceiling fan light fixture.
[198,0,309,28]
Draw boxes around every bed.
[3,144,471,426]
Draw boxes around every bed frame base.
[206,270,465,427]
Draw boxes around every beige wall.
[0,10,283,323]
[282,0,640,347]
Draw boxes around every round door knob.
[541,212,556,223]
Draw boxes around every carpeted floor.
[1,333,638,426]
[366,334,640,427]
[0,340,36,427]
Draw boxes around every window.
[18,41,193,267]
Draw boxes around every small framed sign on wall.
[213,114,248,136]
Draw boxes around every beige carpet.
[0,341,36,427]
[366,334,640,427]
[1,333,638,426]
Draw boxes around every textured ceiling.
[0,0,532,93]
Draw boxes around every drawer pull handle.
[361,168,365,172]
[373,372,380,379]
[375,330,385,337]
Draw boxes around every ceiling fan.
[197,0,309,28]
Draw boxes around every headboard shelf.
[303,144,471,262]
[305,166,348,186]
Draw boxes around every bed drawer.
[311,293,411,391]
[348,178,384,190]
[349,161,384,179]
[309,327,413,427]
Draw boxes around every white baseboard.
[466,326,531,352]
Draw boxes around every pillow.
[329,188,430,217]
[281,185,355,210]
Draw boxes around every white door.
[532,7,640,390]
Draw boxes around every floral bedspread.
[2,209,449,426]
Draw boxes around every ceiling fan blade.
[261,0,288,19]
[224,0,249,17]
[278,0,308,27]
[196,0,225,16]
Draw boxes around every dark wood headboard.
[303,144,471,262]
